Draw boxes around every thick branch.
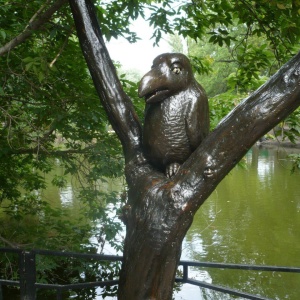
[0,0,68,56]
[69,0,142,162]
[171,50,300,212]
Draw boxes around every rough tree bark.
[69,0,300,299]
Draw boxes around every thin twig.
[0,235,19,248]
[49,28,74,68]
[26,0,52,29]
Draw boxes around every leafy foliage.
[288,153,300,174]
[274,108,300,144]
[209,91,245,130]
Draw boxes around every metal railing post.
[183,264,188,282]
[19,251,36,300]
[0,284,3,300]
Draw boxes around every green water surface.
[180,145,300,299]
[1,146,299,299]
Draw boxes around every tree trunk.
[118,167,191,299]
[69,1,300,299]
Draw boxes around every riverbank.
[257,138,300,149]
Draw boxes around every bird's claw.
[166,162,180,178]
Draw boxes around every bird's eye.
[171,66,181,74]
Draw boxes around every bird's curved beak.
[138,69,169,103]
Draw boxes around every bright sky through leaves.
[107,17,171,74]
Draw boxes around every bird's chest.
[144,98,187,140]
[143,97,191,166]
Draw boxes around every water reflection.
[178,145,300,300]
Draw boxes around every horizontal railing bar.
[36,279,119,290]
[33,249,123,261]
[186,278,271,300]
[1,248,299,300]
[179,260,300,273]
[0,248,22,254]
[0,249,298,273]
[0,279,20,287]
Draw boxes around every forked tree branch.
[68,0,300,215]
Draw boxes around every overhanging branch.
[0,0,68,56]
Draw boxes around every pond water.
[176,145,300,300]
[2,145,300,299]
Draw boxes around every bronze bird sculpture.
[138,53,210,178]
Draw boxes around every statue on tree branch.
[69,0,300,299]
[139,53,210,178]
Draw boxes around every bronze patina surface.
[139,53,210,177]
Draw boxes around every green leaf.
[277,3,286,9]
[38,72,45,82]
[25,62,33,71]
[0,30,6,39]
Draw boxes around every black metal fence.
[1,247,299,300]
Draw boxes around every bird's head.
[138,53,194,103]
